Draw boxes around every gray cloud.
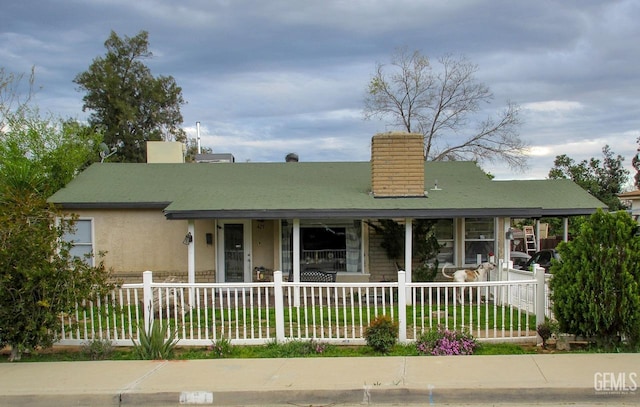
[2,0,639,181]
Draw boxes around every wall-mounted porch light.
[506,228,515,241]
[183,232,193,245]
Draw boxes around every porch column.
[293,219,301,307]
[535,220,541,252]
[503,217,511,267]
[188,220,195,284]
[405,218,412,305]
[293,219,300,282]
[563,217,569,241]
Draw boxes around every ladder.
[523,225,537,254]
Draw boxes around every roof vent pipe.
[196,121,201,154]
[285,153,299,162]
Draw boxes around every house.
[48,132,604,284]
[619,189,640,222]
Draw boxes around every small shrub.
[364,315,398,353]
[412,263,438,282]
[536,323,552,348]
[208,337,233,358]
[416,326,477,356]
[132,320,178,360]
[81,339,114,360]
[536,320,559,349]
[294,339,329,355]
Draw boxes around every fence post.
[143,270,153,333]
[534,265,545,345]
[273,270,285,342]
[397,270,407,343]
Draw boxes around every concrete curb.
[1,387,637,407]
[1,354,638,406]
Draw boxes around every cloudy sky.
[2,0,639,181]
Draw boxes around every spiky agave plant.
[133,319,178,360]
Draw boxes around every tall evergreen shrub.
[550,209,640,350]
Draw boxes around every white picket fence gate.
[56,265,550,347]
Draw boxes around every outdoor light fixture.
[506,229,514,240]
[183,232,193,245]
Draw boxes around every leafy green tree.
[550,209,640,350]
[184,138,213,163]
[549,145,629,211]
[363,47,526,170]
[0,186,113,361]
[367,219,441,281]
[0,70,113,361]
[74,30,186,163]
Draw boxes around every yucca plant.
[133,320,178,360]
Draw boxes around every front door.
[217,221,251,282]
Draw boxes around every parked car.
[523,249,561,272]
[510,251,531,269]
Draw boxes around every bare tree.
[0,67,36,128]
[364,48,528,170]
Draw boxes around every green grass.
[64,303,536,344]
[474,342,531,355]
[1,338,537,363]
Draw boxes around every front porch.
[177,216,565,285]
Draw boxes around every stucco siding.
[251,219,276,272]
[68,209,216,281]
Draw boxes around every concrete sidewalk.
[0,354,638,406]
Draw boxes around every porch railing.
[56,266,548,347]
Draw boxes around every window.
[62,219,94,265]
[302,226,347,271]
[434,219,454,263]
[464,218,495,264]
[281,220,362,273]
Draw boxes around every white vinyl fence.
[56,266,549,347]
[503,266,553,319]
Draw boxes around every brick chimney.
[371,132,425,198]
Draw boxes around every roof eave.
[53,202,171,210]
[539,208,604,217]
[163,207,593,220]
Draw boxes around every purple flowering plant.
[416,326,477,356]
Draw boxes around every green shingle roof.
[48,162,605,219]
